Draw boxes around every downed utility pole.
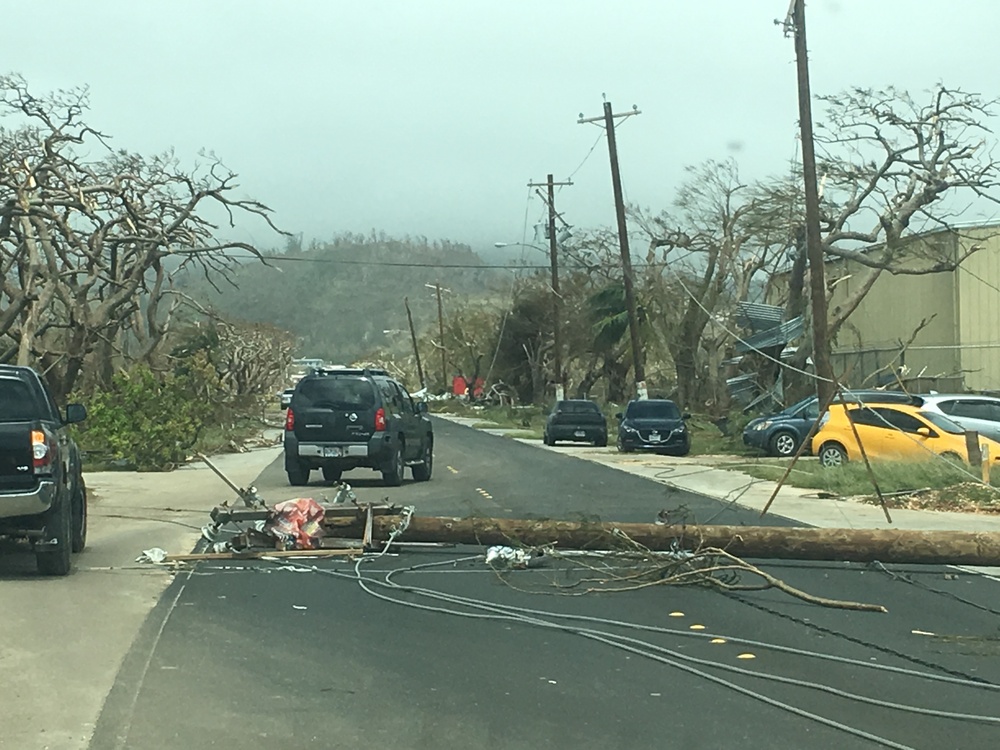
[404,296,425,389]
[327,515,1000,567]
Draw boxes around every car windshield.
[296,377,376,409]
[626,401,679,420]
[919,411,965,434]
[0,379,40,421]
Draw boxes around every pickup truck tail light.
[285,408,295,431]
[374,407,386,432]
[32,429,55,473]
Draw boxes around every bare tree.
[634,159,792,410]
[778,85,1000,339]
[0,74,284,397]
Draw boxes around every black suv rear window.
[558,401,599,413]
[0,379,39,421]
[626,401,679,419]
[296,377,376,409]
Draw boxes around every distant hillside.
[179,233,506,362]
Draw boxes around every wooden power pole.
[579,101,646,399]
[436,282,446,392]
[328,514,1000,567]
[527,174,573,401]
[789,0,835,405]
[403,296,425,389]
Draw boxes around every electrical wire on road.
[256,554,1000,750]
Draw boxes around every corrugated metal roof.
[735,302,785,332]
[735,316,804,353]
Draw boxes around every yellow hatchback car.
[811,402,1000,467]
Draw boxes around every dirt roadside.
[0,445,282,750]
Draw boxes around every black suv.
[616,399,690,455]
[283,368,433,487]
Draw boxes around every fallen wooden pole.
[323,515,1000,566]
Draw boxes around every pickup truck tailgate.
[0,423,36,492]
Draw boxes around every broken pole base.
[322,516,1000,567]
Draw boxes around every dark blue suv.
[742,390,918,457]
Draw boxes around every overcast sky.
[6,1,998,255]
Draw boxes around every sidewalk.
[438,414,1000,533]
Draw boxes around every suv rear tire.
[382,442,405,486]
[322,466,342,483]
[287,460,311,486]
[411,439,433,481]
[36,497,72,576]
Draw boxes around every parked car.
[743,389,919,457]
[915,393,1000,443]
[543,400,608,447]
[811,401,1000,468]
[0,365,88,575]
[616,399,690,455]
[283,367,433,487]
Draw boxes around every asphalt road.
[90,418,1000,750]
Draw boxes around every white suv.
[916,394,1000,442]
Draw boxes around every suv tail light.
[285,408,295,431]
[374,407,386,432]
[32,429,54,474]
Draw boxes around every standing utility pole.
[435,282,447,392]
[579,101,647,399]
[527,174,573,401]
[425,282,448,393]
[403,296,425,389]
[788,0,835,404]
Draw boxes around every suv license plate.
[574,430,586,437]
[648,432,661,442]
[322,447,343,457]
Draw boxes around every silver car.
[916,393,1000,442]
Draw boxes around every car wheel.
[382,442,405,486]
[594,436,608,447]
[412,439,433,481]
[616,436,633,454]
[769,431,798,458]
[543,432,554,446]
[71,477,87,553]
[322,466,343,483]
[287,461,311,486]
[818,442,848,468]
[36,496,72,576]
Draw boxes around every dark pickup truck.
[0,365,88,575]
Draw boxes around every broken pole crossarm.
[323,515,1000,567]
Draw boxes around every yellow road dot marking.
[737,653,757,660]
[668,612,685,618]
[689,624,706,631]
[710,638,727,644]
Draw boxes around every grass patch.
[741,457,999,499]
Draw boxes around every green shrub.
[80,365,208,471]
